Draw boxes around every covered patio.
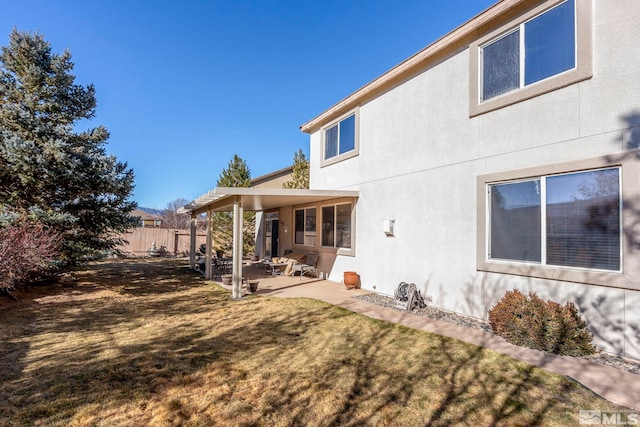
[220,262,371,301]
[178,187,359,299]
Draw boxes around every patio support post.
[232,196,243,299]
[189,214,196,269]
[205,208,213,279]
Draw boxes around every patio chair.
[283,258,297,277]
[296,253,319,280]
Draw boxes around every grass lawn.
[0,258,624,426]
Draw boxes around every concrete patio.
[216,264,640,411]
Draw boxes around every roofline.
[177,187,359,215]
[250,165,293,186]
[300,0,530,134]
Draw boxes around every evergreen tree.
[212,155,255,255]
[217,154,252,188]
[283,148,310,189]
[0,29,136,269]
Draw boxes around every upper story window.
[322,111,359,166]
[482,0,575,101]
[469,0,591,116]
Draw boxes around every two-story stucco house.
[299,0,640,360]
[180,0,640,360]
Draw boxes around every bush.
[0,220,62,293]
[489,289,597,357]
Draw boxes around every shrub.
[0,220,62,294]
[489,289,597,357]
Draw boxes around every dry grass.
[0,258,623,426]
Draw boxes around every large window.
[469,0,591,116]
[294,208,316,246]
[489,168,621,271]
[324,114,356,161]
[490,179,541,262]
[322,203,352,249]
[481,0,575,101]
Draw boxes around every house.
[251,166,293,259]
[251,165,293,189]
[299,0,640,360]
[131,209,162,228]
[180,0,640,360]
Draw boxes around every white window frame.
[469,0,592,116]
[476,155,640,291]
[487,168,622,272]
[291,199,356,256]
[294,207,317,247]
[321,202,353,250]
[480,0,576,102]
[321,109,359,167]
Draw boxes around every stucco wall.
[307,0,640,359]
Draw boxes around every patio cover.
[178,187,359,299]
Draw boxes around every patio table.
[264,261,287,276]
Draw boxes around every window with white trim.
[480,0,575,102]
[488,167,621,271]
[322,203,352,249]
[324,114,355,161]
[294,207,316,246]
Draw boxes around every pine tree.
[0,29,136,268]
[212,155,255,255]
[217,154,252,188]
[283,149,309,189]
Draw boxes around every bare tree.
[161,198,191,229]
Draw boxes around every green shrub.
[489,289,597,357]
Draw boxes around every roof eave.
[299,0,528,134]
[178,187,359,215]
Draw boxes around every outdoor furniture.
[263,252,311,277]
[294,253,319,280]
[283,259,297,277]
[281,252,308,277]
[212,257,233,278]
[264,258,287,275]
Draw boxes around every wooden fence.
[117,228,207,257]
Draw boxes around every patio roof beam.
[178,187,360,216]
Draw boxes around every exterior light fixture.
[383,219,395,236]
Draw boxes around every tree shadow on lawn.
[0,258,621,426]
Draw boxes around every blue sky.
[3,0,496,209]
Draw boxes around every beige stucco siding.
[306,0,640,359]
